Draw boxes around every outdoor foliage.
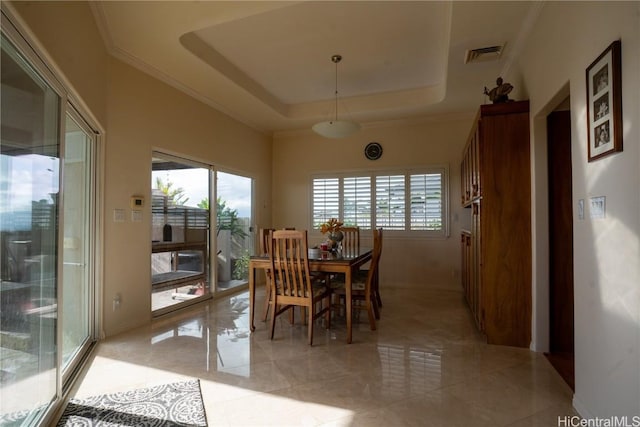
[155,177,189,206]
[199,197,248,239]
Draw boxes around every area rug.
[56,379,207,426]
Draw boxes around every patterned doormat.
[57,379,207,426]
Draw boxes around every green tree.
[197,198,209,210]
[155,177,189,205]
[199,197,247,239]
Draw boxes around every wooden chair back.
[332,227,383,330]
[268,229,313,303]
[371,227,383,309]
[267,229,332,344]
[365,228,383,295]
[259,228,275,256]
[340,226,360,254]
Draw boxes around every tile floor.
[68,285,577,426]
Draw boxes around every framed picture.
[586,40,623,162]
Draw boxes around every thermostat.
[130,196,145,209]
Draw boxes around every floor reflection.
[70,285,577,426]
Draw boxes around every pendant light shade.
[312,54,360,139]
[312,120,361,139]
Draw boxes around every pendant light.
[312,54,361,139]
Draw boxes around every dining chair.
[331,227,383,330]
[261,227,302,322]
[267,229,332,345]
[259,228,275,321]
[371,228,383,310]
[340,226,360,254]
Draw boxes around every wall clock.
[365,142,383,160]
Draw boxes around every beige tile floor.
[68,285,577,426]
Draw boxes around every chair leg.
[366,299,377,331]
[372,296,380,320]
[307,304,314,345]
[262,284,272,322]
[269,299,277,340]
[374,273,382,308]
[324,294,331,329]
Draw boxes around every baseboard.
[572,395,594,419]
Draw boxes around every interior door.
[547,108,575,391]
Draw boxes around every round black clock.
[365,142,383,160]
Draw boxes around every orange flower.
[320,218,343,234]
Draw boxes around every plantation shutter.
[410,173,443,231]
[312,178,340,227]
[375,175,405,230]
[343,176,372,228]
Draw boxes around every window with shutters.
[343,176,372,228]
[312,178,340,227]
[376,175,405,230]
[410,173,443,231]
[311,167,448,237]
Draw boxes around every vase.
[328,230,344,243]
[327,230,344,252]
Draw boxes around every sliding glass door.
[151,154,210,315]
[61,112,95,379]
[215,171,253,292]
[1,31,61,424]
[1,13,99,425]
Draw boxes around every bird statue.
[484,77,514,104]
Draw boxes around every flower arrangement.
[319,218,343,234]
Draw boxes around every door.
[151,154,210,314]
[547,108,575,391]
[0,30,62,424]
[61,110,96,380]
[215,171,253,292]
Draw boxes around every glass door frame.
[151,152,213,317]
[1,5,102,425]
[213,168,255,294]
[60,105,99,388]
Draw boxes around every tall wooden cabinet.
[460,100,531,348]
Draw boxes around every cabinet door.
[472,125,481,198]
[461,232,472,305]
[471,201,483,331]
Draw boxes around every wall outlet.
[113,293,121,311]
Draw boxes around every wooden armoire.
[460,100,531,348]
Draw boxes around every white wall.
[517,1,640,418]
[272,114,474,290]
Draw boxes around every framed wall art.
[586,40,622,162]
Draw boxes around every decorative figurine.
[484,77,514,104]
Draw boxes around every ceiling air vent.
[464,45,504,64]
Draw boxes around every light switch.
[131,210,142,222]
[113,209,125,222]
[590,196,606,219]
[577,199,584,220]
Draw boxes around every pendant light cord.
[331,54,342,123]
[334,58,338,122]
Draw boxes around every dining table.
[248,247,373,344]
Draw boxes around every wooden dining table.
[248,247,373,344]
